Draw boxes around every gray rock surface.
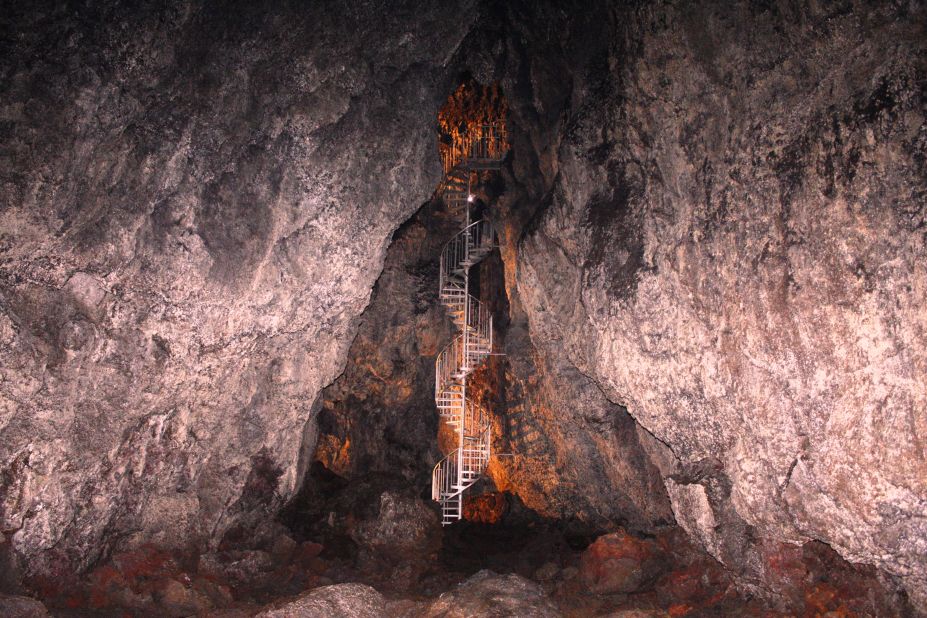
[509,0,927,607]
[485,320,675,530]
[350,491,441,560]
[254,583,384,618]
[312,201,457,483]
[0,594,49,618]
[2,0,924,614]
[466,0,676,533]
[0,0,475,577]
[421,570,560,618]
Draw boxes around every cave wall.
[0,0,476,579]
[505,0,927,606]
[468,1,678,535]
[312,199,459,485]
[3,0,924,609]
[311,61,676,534]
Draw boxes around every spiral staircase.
[431,122,507,525]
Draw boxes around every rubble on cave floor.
[12,480,907,617]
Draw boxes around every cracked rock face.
[254,583,385,618]
[2,0,925,613]
[0,0,475,578]
[309,79,674,532]
[421,570,560,618]
[312,200,458,484]
[511,0,927,607]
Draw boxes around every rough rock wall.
[311,75,673,531]
[0,0,476,578]
[313,200,459,485]
[465,2,676,533]
[512,0,927,607]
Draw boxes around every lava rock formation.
[1,0,925,615]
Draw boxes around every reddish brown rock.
[762,540,914,616]
[462,492,508,524]
[580,530,665,595]
[156,578,212,617]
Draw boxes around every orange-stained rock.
[579,530,665,594]
[463,492,508,524]
[314,435,352,478]
[668,603,693,617]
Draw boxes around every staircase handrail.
[435,334,465,403]
[438,219,495,292]
[432,449,460,501]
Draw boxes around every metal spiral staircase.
[431,122,507,525]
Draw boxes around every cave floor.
[432,520,765,617]
[27,517,772,617]
[21,467,901,618]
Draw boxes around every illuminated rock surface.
[1,0,925,615]
[420,570,559,618]
[0,0,474,579]
[509,0,927,608]
[254,583,385,618]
